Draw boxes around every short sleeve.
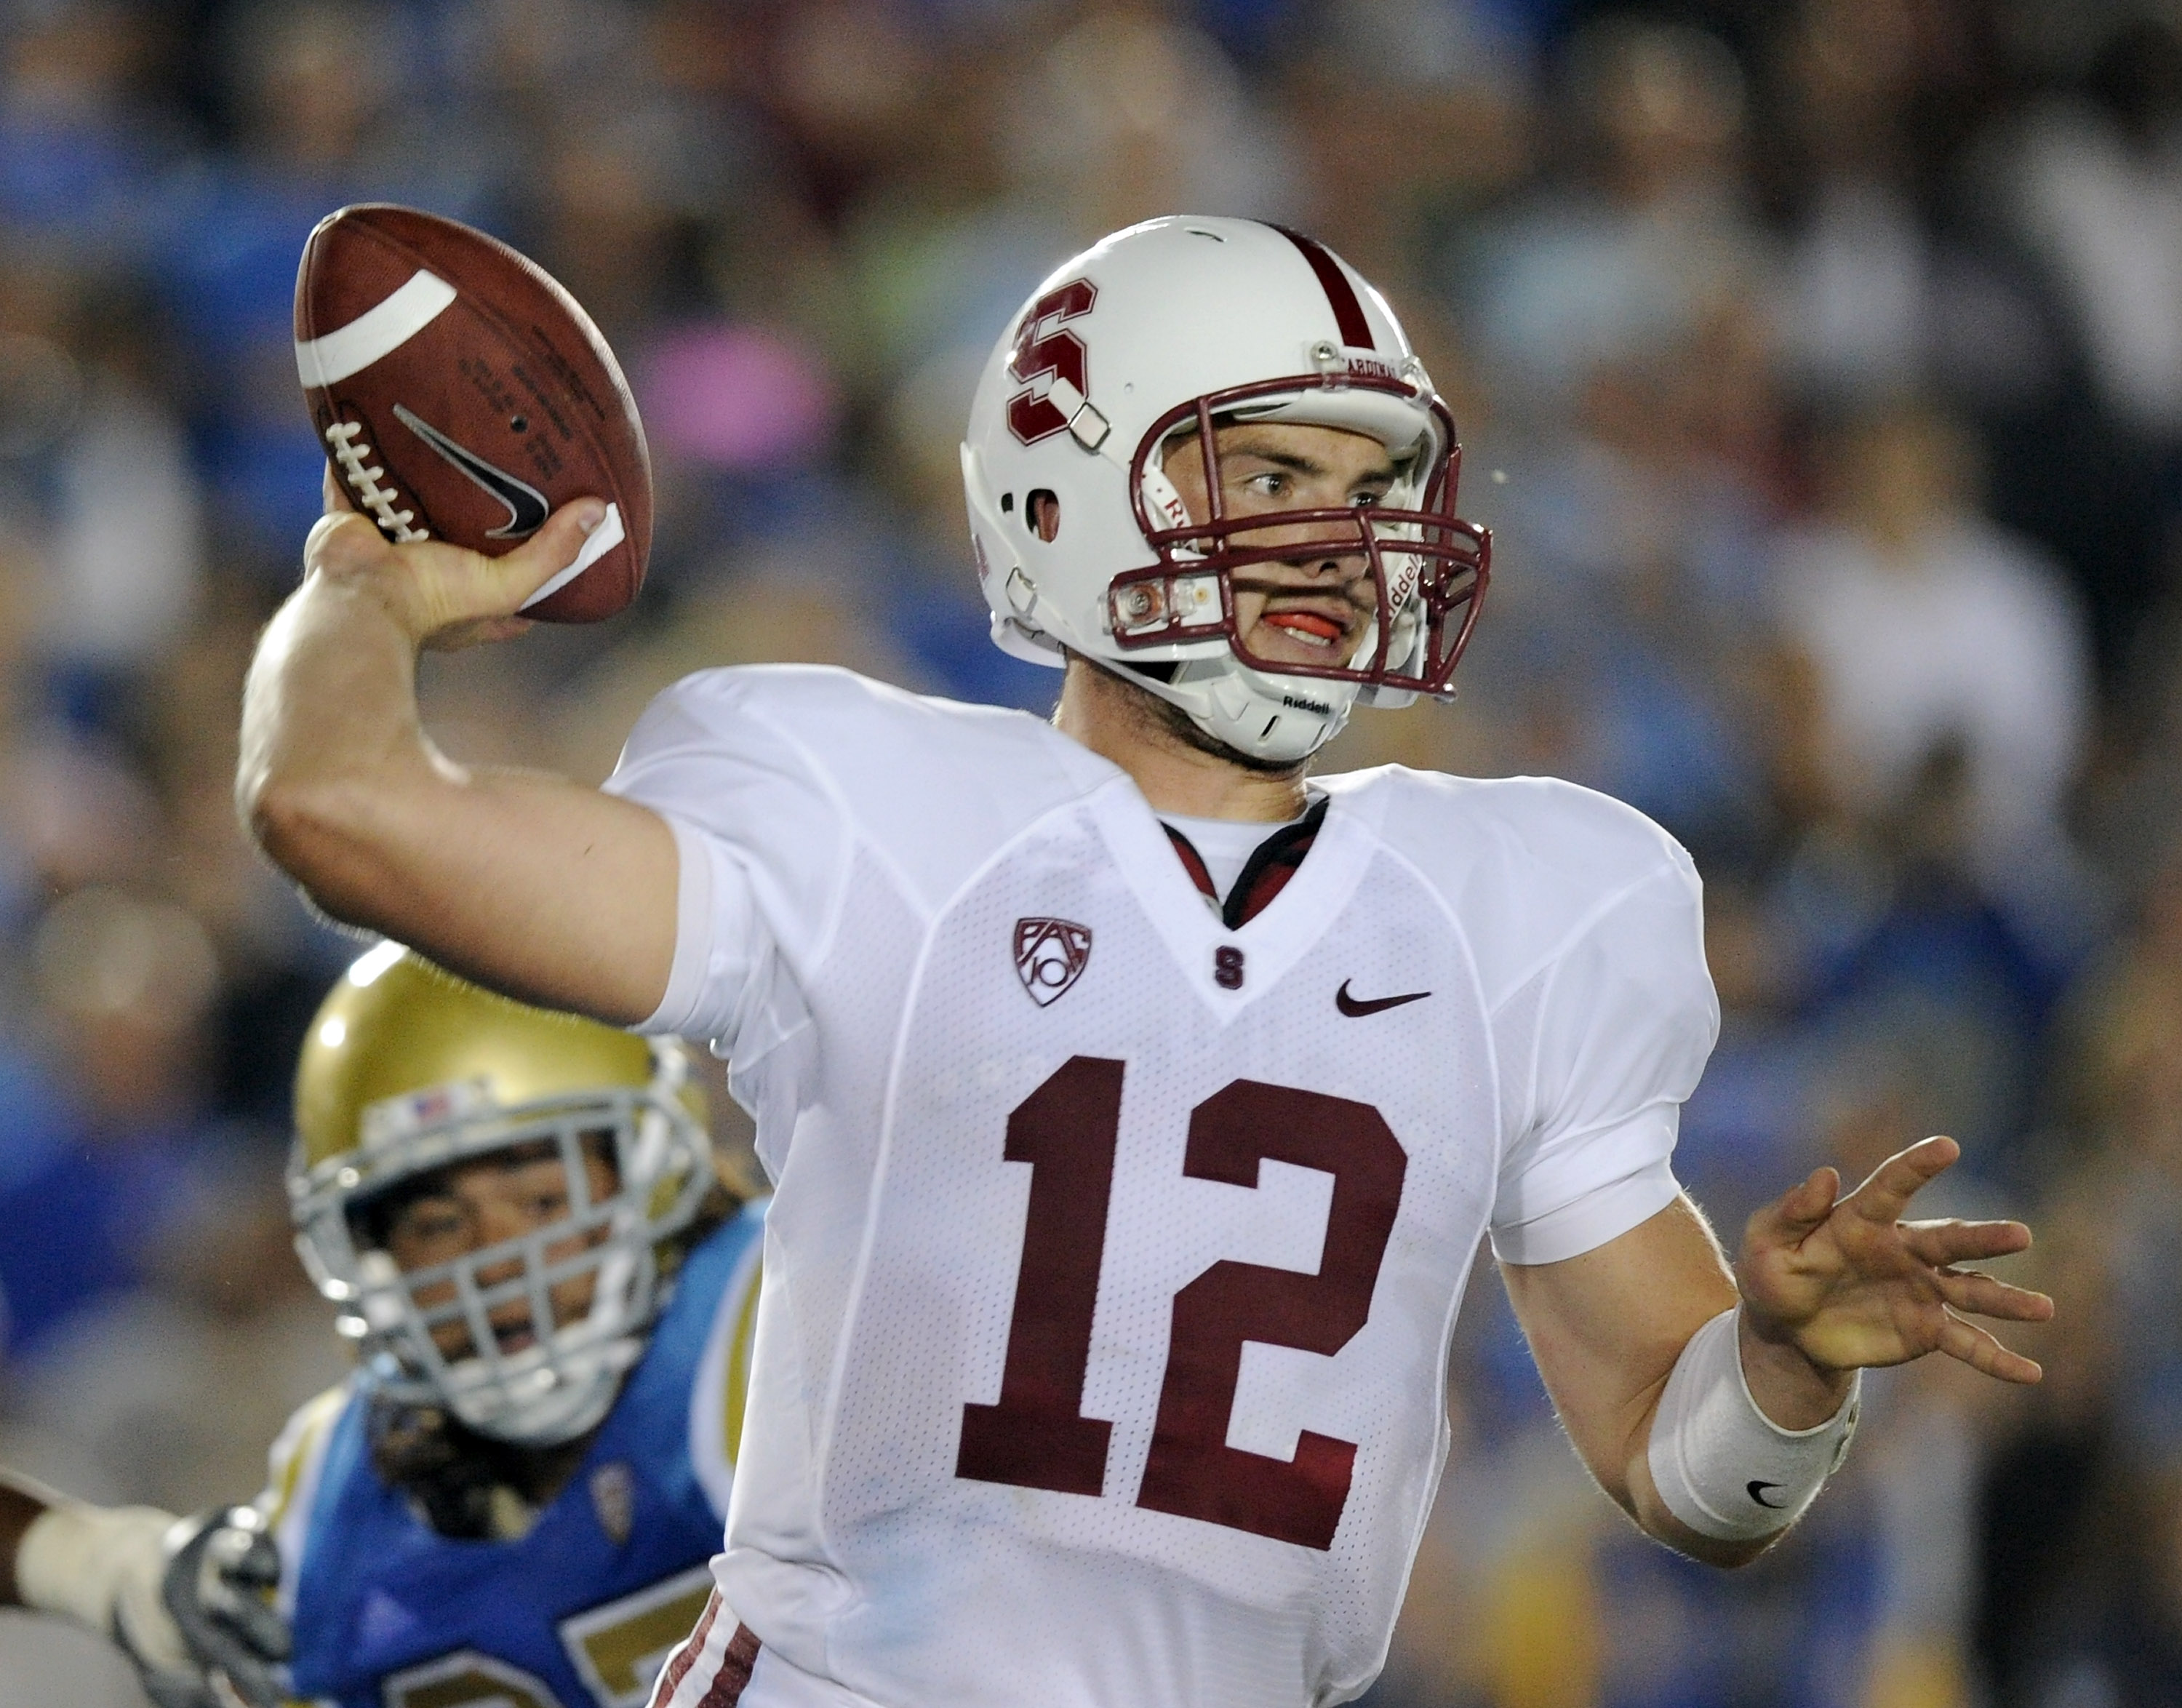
[1488,854,1719,1266]
[602,671,853,1050]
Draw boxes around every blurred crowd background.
[0,0,2175,1704]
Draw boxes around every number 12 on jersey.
[956,1055,1408,1550]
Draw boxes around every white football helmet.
[962,215,1490,763]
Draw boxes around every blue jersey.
[264,1201,764,1708]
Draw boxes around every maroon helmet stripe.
[1269,226,1375,351]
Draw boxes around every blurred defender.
[0,944,764,1708]
[236,215,2049,1708]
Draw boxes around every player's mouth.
[488,1313,539,1354]
[1263,612,1343,646]
[1258,601,1357,653]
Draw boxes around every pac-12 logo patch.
[1015,917,1092,1006]
[590,1461,635,1546]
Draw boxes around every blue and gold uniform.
[263,1202,762,1708]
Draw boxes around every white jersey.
[604,666,1719,1708]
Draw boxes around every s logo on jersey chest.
[1015,917,1092,1006]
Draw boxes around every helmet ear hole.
[1028,490,1061,543]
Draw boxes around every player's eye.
[395,1201,469,1246]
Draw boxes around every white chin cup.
[446,1338,631,1445]
[1140,653,1359,765]
[1647,1307,1861,1542]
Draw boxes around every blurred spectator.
[2001,20,2182,456]
[0,0,188,271]
[548,537,924,785]
[1771,401,2090,922]
[0,888,217,1362]
[1773,0,1933,402]
[1969,14,2182,676]
[999,0,1295,244]
[1768,0,2045,423]
[1971,1188,2146,1707]
[1465,17,1771,417]
[164,0,487,565]
[4,1152,345,1513]
[39,287,202,701]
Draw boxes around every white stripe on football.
[294,270,457,388]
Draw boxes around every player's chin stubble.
[1066,653,1308,778]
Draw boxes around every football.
[293,203,652,623]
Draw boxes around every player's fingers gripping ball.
[303,498,608,651]
[294,203,652,628]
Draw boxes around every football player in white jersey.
[236,215,2052,1708]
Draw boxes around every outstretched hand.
[308,466,606,652]
[1737,1136,2053,1388]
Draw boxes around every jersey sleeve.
[602,670,855,1050]
[1487,850,1720,1266]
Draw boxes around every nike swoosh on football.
[1335,980,1431,1017]
[1747,1480,1785,1509]
[393,403,551,538]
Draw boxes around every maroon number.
[955,1055,1122,1496]
[1006,279,1097,444]
[1135,1081,1407,1549]
[958,1064,1406,1551]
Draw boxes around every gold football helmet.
[290,942,714,1443]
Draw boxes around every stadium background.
[0,0,2173,1703]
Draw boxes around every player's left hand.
[1735,1135,2054,1386]
[132,1508,290,1708]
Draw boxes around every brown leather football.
[294,204,651,623]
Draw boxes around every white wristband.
[16,1502,191,1670]
[1646,1306,1860,1541]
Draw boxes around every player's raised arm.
[1503,1137,2053,1568]
[1,1469,289,1707]
[237,484,677,1023]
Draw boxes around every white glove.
[15,1501,289,1708]
[15,1502,192,1670]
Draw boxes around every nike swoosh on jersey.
[1335,980,1431,1017]
[1747,1480,1786,1508]
[392,403,551,538]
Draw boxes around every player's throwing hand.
[306,466,607,653]
[1736,1135,2054,1388]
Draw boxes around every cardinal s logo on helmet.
[1007,281,1098,446]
